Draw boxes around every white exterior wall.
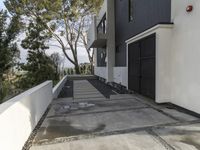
[106,0,115,82]
[87,0,106,49]
[113,67,128,87]
[87,16,97,49]
[53,76,67,99]
[93,0,107,79]
[156,28,173,103]
[94,67,107,79]
[0,81,53,150]
[94,0,116,82]
[170,0,200,114]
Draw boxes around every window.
[129,0,134,22]
[97,48,107,67]
[97,14,106,34]
[116,46,120,53]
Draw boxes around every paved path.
[73,80,105,99]
[29,79,200,150]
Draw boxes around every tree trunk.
[74,64,80,74]
[90,60,94,75]
[91,64,94,75]
[0,76,3,102]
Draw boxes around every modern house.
[2,1,200,150]
[87,0,200,114]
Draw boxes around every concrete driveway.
[28,79,200,150]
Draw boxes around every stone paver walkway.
[73,80,105,99]
[29,78,200,150]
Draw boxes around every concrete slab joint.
[24,77,200,150]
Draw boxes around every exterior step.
[68,75,98,80]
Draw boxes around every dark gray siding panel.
[115,0,171,66]
[115,44,126,66]
[97,48,107,67]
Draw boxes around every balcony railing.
[87,16,107,49]
[97,14,106,34]
[87,1,107,49]
[87,16,97,49]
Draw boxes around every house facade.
[87,0,200,114]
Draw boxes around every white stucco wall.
[87,16,97,49]
[170,0,200,114]
[156,27,173,103]
[94,67,107,79]
[53,76,67,99]
[113,67,128,87]
[0,81,53,150]
[87,0,107,49]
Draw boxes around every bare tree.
[5,0,103,74]
[79,16,95,74]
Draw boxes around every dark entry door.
[128,34,155,99]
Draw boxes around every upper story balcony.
[87,1,107,49]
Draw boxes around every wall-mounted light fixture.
[186,5,193,12]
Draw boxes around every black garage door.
[128,34,155,99]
